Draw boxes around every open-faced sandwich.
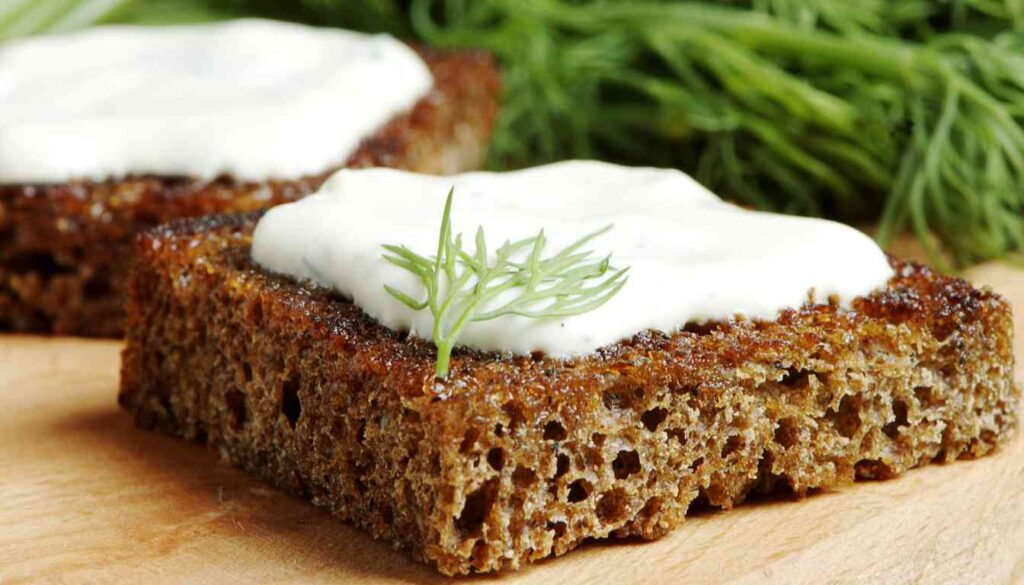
[0,19,498,336]
[119,161,1019,575]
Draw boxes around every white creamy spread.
[252,161,895,356]
[0,19,432,183]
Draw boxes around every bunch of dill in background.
[3,0,1024,267]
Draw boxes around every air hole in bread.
[456,479,498,537]
[612,450,642,479]
[282,375,301,428]
[641,407,668,432]
[855,458,896,480]
[543,420,567,441]
[884,399,909,438]
[830,394,860,439]
[547,521,567,538]
[780,368,810,389]
[690,456,704,471]
[567,479,591,503]
[486,447,505,471]
[554,453,570,479]
[225,389,246,428]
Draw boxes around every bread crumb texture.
[120,214,1019,575]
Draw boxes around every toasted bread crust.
[0,48,499,336]
[120,213,1019,575]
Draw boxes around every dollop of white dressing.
[0,19,432,183]
[252,161,895,357]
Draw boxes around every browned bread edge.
[119,213,1020,575]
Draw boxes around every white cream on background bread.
[0,19,432,183]
[252,160,895,356]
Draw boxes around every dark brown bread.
[119,213,1020,575]
[0,48,499,337]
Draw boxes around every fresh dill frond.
[9,0,1024,266]
[410,0,1024,267]
[382,189,629,379]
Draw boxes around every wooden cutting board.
[2,261,1022,584]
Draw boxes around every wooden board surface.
[1,261,1023,584]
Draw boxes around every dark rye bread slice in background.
[119,213,1020,575]
[0,48,499,337]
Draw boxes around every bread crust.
[0,48,499,336]
[119,213,1020,575]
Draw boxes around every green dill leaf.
[383,284,429,311]
[381,188,628,379]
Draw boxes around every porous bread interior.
[119,215,1020,575]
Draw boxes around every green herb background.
[4,0,1024,267]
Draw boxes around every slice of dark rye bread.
[0,48,499,337]
[119,213,1020,576]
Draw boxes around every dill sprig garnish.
[382,189,628,379]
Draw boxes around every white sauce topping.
[0,19,432,184]
[252,161,895,357]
